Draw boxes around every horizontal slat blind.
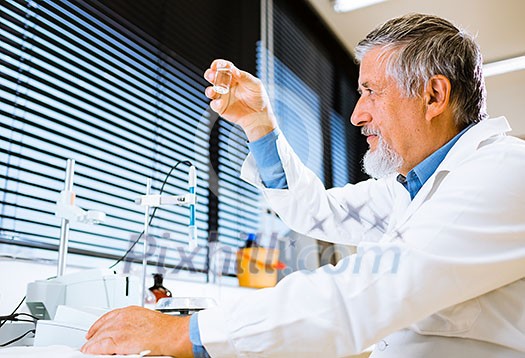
[336,74,369,184]
[330,110,350,187]
[217,119,261,275]
[262,0,366,189]
[272,58,325,179]
[0,0,213,272]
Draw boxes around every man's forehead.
[358,75,386,90]
[358,49,390,88]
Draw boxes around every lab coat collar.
[435,116,511,172]
[393,116,511,229]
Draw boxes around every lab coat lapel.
[394,170,447,228]
[392,117,511,229]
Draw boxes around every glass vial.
[213,67,232,94]
[148,273,172,303]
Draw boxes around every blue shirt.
[396,124,472,199]
[190,313,211,357]
[188,125,472,354]
[246,129,288,189]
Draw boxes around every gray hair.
[355,13,488,127]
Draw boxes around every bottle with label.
[243,233,259,248]
[237,232,282,288]
[148,273,172,303]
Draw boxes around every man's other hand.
[80,305,193,357]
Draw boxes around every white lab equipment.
[25,159,126,322]
[55,190,106,225]
[26,269,140,321]
[26,269,141,348]
[33,305,105,349]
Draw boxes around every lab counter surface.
[0,346,372,357]
[0,345,170,357]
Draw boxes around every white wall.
[485,70,525,138]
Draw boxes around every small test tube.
[213,67,232,94]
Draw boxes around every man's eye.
[358,88,375,96]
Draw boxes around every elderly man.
[82,13,525,357]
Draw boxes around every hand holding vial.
[204,59,278,142]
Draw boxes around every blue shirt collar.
[397,124,473,200]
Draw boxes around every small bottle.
[238,233,260,278]
[243,233,259,248]
[213,67,232,94]
[149,273,172,302]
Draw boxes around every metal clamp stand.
[136,170,198,306]
[57,159,75,277]
[55,159,106,277]
[141,178,152,307]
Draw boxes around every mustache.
[361,126,381,136]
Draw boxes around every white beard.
[362,136,403,179]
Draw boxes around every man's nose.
[350,97,372,127]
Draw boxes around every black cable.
[109,160,193,269]
[0,314,38,328]
[14,313,39,321]
[0,296,26,329]
[10,296,25,314]
[0,296,37,347]
[0,329,36,347]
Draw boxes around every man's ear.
[424,75,451,121]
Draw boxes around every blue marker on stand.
[188,166,197,250]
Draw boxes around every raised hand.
[204,59,278,141]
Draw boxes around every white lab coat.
[199,117,525,357]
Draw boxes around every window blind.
[266,0,366,189]
[330,110,351,187]
[0,0,213,274]
[216,120,262,276]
